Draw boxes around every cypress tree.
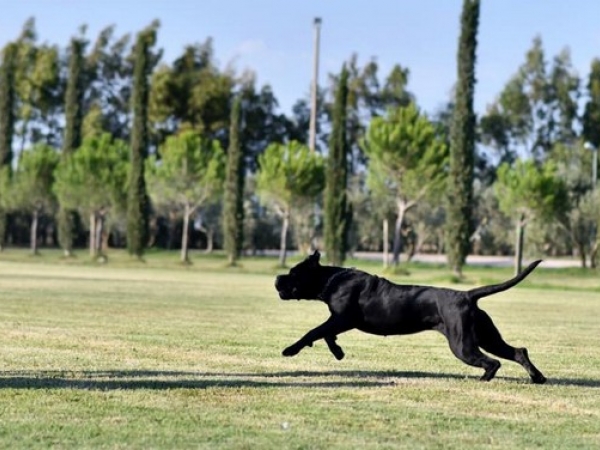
[58,36,86,256]
[127,26,156,258]
[446,0,480,277]
[223,95,244,266]
[583,59,600,149]
[0,43,17,250]
[324,64,351,266]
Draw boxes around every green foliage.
[496,158,569,272]
[0,43,17,167]
[240,81,292,171]
[146,131,225,212]
[54,133,129,216]
[83,25,135,141]
[257,140,325,264]
[495,159,568,224]
[1,143,59,254]
[149,40,234,141]
[127,23,159,258]
[1,15,598,261]
[549,49,580,144]
[324,64,351,266]
[2,143,59,213]
[0,43,18,248]
[446,0,479,275]
[331,55,415,169]
[479,76,530,165]
[0,166,9,205]
[364,103,448,203]
[257,141,324,208]
[82,103,104,139]
[222,96,244,265]
[63,36,87,155]
[583,58,600,149]
[13,19,62,146]
[59,35,88,255]
[363,103,448,265]
[481,37,580,162]
[146,130,225,262]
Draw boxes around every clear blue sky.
[1,1,599,116]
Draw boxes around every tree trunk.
[181,205,190,263]
[89,212,96,258]
[279,213,289,267]
[167,210,177,250]
[591,240,599,269]
[95,211,105,258]
[30,209,39,255]
[391,203,406,266]
[102,230,110,254]
[197,220,215,254]
[205,227,214,253]
[514,214,526,275]
[577,240,587,269]
[383,218,389,269]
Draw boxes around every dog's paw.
[332,348,345,360]
[531,374,547,385]
[282,345,301,357]
[328,345,344,360]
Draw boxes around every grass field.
[0,249,599,449]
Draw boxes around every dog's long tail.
[467,260,542,302]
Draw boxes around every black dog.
[275,251,546,384]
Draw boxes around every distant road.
[353,252,582,269]
[259,250,584,269]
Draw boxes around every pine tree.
[58,36,86,256]
[446,0,480,277]
[223,95,244,266]
[127,24,158,258]
[324,64,351,266]
[0,43,17,250]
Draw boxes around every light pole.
[585,141,598,190]
[308,17,322,152]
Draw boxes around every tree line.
[0,1,599,273]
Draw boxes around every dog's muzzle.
[275,275,296,300]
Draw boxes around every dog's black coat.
[275,251,547,384]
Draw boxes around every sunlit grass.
[0,251,599,448]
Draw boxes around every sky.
[1,1,600,117]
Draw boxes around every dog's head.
[275,250,325,300]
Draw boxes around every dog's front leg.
[283,315,352,357]
[324,335,345,360]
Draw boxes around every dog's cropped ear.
[309,250,321,264]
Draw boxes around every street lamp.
[584,141,598,190]
[308,17,322,153]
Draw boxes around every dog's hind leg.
[283,315,352,358]
[444,318,502,382]
[324,335,345,360]
[475,310,547,384]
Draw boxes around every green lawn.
[0,250,599,449]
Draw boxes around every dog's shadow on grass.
[0,370,599,390]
